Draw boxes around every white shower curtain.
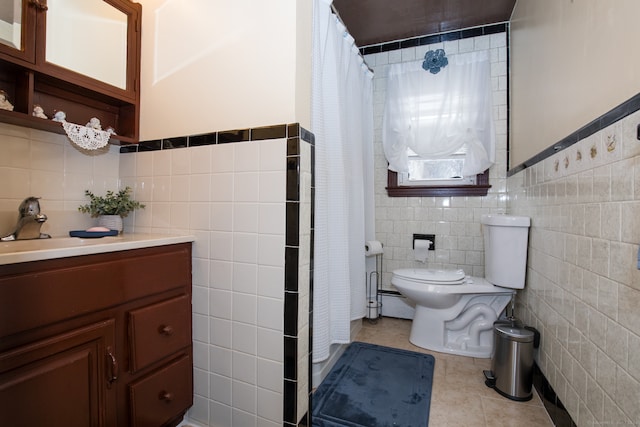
[311,0,375,363]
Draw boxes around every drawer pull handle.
[106,346,118,387]
[159,325,174,336]
[159,390,173,402]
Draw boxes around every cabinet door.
[0,319,117,427]
[43,0,133,92]
[0,0,36,63]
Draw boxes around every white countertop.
[0,233,195,265]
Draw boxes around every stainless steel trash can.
[484,323,536,401]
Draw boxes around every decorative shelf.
[0,109,135,145]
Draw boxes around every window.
[383,50,494,197]
[401,147,474,186]
[387,146,490,197]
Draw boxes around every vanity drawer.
[128,295,190,371]
[129,354,192,427]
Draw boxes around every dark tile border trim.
[283,128,315,426]
[162,136,187,149]
[136,139,161,152]
[120,123,313,153]
[508,92,640,176]
[360,23,507,55]
[306,139,316,427]
[533,363,577,427]
[284,127,313,425]
[284,130,301,424]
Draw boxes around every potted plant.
[78,186,145,233]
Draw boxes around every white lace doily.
[62,122,111,150]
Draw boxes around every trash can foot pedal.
[483,370,496,388]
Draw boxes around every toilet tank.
[481,214,531,289]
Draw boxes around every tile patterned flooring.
[354,317,554,427]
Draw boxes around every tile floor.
[354,317,555,427]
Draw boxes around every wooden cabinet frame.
[0,0,141,143]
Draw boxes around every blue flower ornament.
[422,49,448,74]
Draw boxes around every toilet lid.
[393,268,466,284]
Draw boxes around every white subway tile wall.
[122,139,293,426]
[365,32,509,290]
[0,123,121,236]
[508,110,640,426]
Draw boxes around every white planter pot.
[98,215,123,233]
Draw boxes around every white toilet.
[391,214,531,358]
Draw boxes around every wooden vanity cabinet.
[0,242,193,427]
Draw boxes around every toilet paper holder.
[413,234,435,250]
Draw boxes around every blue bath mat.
[312,342,435,427]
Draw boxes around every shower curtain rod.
[329,3,374,75]
[329,3,344,22]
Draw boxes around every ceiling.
[331,0,517,47]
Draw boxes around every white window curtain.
[382,50,495,177]
[311,0,374,363]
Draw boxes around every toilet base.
[407,293,513,358]
[409,328,493,358]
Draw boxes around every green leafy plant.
[78,186,145,218]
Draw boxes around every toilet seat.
[393,268,466,285]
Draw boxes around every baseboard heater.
[379,290,415,319]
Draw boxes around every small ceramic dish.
[69,230,118,238]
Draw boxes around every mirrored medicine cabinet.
[0,0,141,143]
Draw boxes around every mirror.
[0,0,22,50]
[46,0,128,89]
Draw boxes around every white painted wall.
[510,0,640,166]
[137,0,311,140]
